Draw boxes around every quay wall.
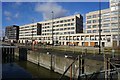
[15,49,104,78]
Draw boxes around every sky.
[2,2,109,31]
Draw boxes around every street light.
[32,19,34,44]
[98,0,102,54]
[51,11,54,46]
[32,19,34,50]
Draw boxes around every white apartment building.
[85,0,120,47]
[19,0,120,47]
[19,23,42,43]
[19,14,83,45]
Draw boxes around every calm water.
[2,59,68,80]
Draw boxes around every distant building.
[5,25,19,42]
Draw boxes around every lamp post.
[99,0,101,54]
[32,19,34,50]
[51,11,54,46]
[32,19,34,44]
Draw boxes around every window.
[72,19,74,21]
[103,29,110,33]
[111,6,118,11]
[111,17,118,21]
[57,21,59,23]
[60,28,63,30]
[68,23,70,26]
[111,11,118,15]
[93,15,97,18]
[107,38,111,42]
[64,20,67,22]
[102,18,110,22]
[68,28,70,30]
[60,20,63,23]
[87,20,91,24]
[71,32,74,34]
[71,27,74,29]
[68,32,70,34]
[102,24,110,27]
[111,28,118,32]
[87,16,91,19]
[68,19,70,22]
[64,24,67,26]
[111,23,118,27]
[93,20,97,23]
[71,23,74,26]
[87,25,91,28]
[56,25,59,27]
[93,25,97,28]
[102,13,110,17]
[60,24,63,27]
[64,32,67,34]
[64,28,67,30]
[87,30,91,33]
[93,30,97,33]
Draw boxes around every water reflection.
[2,59,68,80]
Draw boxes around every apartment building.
[19,14,83,44]
[19,23,42,43]
[85,0,120,47]
[5,25,19,42]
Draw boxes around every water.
[2,59,65,80]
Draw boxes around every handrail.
[58,56,78,80]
